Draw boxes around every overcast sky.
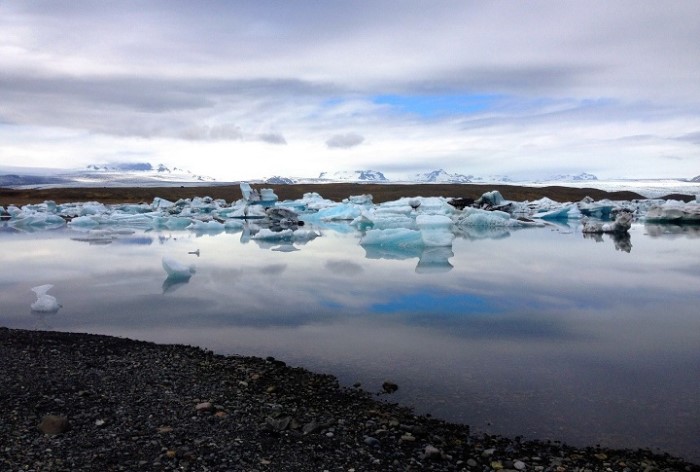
[1,1,699,180]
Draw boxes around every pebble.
[194,401,213,411]
[38,415,70,435]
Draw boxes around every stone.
[514,460,527,470]
[364,436,380,447]
[195,401,213,412]
[424,445,442,460]
[38,415,70,435]
[381,381,398,394]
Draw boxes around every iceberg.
[30,284,61,313]
[533,203,581,221]
[162,256,195,280]
[360,228,423,249]
[644,200,700,224]
[582,212,633,234]
[416,214,455,247]
[251,228,294,241]
[187,220,225,233]
[454,208,524,227]
[475,190,505,207]
[68,215,100,227]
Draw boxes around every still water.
[1,222,699,462]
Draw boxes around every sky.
[1,1,699,181]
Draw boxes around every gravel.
[1,327,697,471]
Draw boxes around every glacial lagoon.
[1,217,699,462]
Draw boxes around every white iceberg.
[187,220,225,233]
[416,214,455,247]
[644,200,700,223]
[251,228,294,241]
[454,208,524,227]
[162,256,196,280]
[582,212,633,234]
[68,215,100,227]
[30,284,61,313]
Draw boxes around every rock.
[38,415,70,435]
[424,445,442,460]
[381,381,398,394]
[266,415,291,431]
[194,401,213,412]
[514,460,527,470]
[364,436,380,447]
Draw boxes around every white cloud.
[1,1,699,180]
[326,133,365,149]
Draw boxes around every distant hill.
[317,170,388,182]
[413,169,471,183]
[264,176,297,185]
[541,173,598,182]
[690,175,700,182]
[0,174,71,187]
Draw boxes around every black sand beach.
[1,328,697,471]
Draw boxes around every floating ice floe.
[582,212,633,234]
[644,200,700,224]
[30,284,61,313]
[162,256,196,280]
[187,219,225,233]
[455,208,526,227]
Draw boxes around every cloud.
[257,133,287,145]
[2,1,700,179]
[675,131,700,145]
[325,259,364,276]
[326,133,364,149]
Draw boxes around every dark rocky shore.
[1,328,697,472]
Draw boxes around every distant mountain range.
[317,170,388,182]
[0,162,216,187]
[263,170,599,184]
[412,169,471,183]
[4,164,699,188]
[540,172,598,182]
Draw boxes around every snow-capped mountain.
[690,175,700,183]
[264,176,297,185]
[0,162,216,188]
[413,169,471,183]
[541,173,598,182]
[77,162,216,184]
[317,170,388,182]
[468,175,516,183]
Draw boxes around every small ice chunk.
[30,284,61,313]
[455,208,521,227]
[475,190,505,207]
[251,228,294,241]
[582,212,633,234]
[69,215,99,227]
[162,257,195,279]
[187,220,225,232]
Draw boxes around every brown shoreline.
[0,183,668,207]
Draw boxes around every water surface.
[1,222,699,462]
